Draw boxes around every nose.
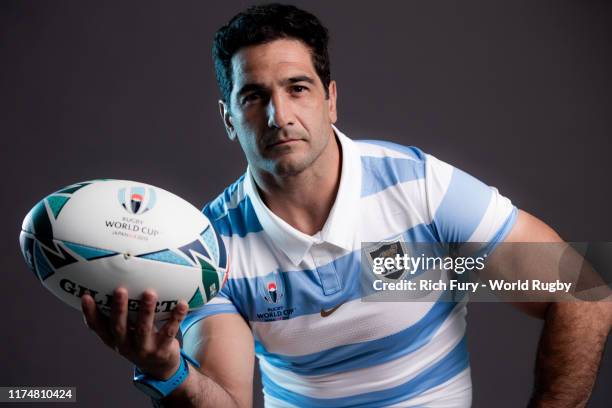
[267,93,292,129]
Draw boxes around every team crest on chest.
[364,237,409,280]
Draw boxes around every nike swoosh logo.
[320,302,345,318]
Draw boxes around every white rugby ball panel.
[23,180,209,254]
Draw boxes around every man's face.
[220,38,337,177]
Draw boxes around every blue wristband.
[133,350,201,400]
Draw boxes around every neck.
[252,132,342,236]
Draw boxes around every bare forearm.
[160,364,243,408]
[529,302,611,407]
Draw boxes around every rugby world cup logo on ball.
[118,186,157,215]
[18,179,229,323]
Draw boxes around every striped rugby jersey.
[182,127,517,407]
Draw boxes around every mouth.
[266,139,300,148]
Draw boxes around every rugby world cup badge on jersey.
[256,271,296,321]
[19,179,229,323]
[261,271,285,304]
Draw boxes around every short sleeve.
[425,154,518,248]
[180,284,240,335]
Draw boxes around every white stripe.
[258,303,466,398]
[252,289,443,356]
[209,178,247,218]
[424,154,454,218]
[467,187,514,242]
[360,178,430,242]
[356,140,422,160]
[223,233,353,280]
[222,231,298,279]
[205,295,232,305]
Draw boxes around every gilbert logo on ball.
[19,180,228,322]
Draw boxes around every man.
[82,4,612,407]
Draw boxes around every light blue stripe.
[63,241,116,260]
[261,336,469,408]
[356,140,426,161]
[226,257,347,321]
[224,222,438,322]
[181,303,239,334]
[317,258,342,295]
[256,301,457,376]
[205,196,263,238]
[488,206,518,249]
[204,174,245,221]
[433,168,492,242]
[138,249,191,266]
[214,223,228,269]
[360,156,426,197]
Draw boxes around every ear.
[327,80,338,124]
[219,100,237,141]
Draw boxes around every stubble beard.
[269,150,312,177]
[270,134,330,178]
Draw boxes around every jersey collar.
[244,126,362,266]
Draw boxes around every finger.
[157,300,188,349]
[132,289,157,350]
[81,293,115,348]
[110,287,129,347]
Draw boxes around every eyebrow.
[236,83,265,97]
[282,75,316,86]
[236,75,316,97]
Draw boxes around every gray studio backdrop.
[1,1,611,407]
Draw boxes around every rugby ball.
[19,179,228,322]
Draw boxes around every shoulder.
[353,138,457,189]
[201,173,263,238]
[350,138,436,197]
[353,139,426,162]
[202,173,247,221]
[352,138,451,175]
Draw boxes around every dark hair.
[213,3,331,104]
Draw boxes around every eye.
[242,92,262,104]
[290,85,308,94]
